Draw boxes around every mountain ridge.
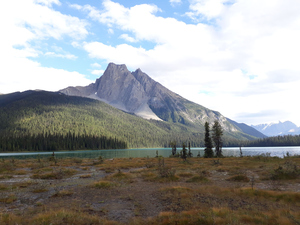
[251,121,300,137]
[60,62,262,139]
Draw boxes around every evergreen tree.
[212,121,223,157]
[181,143,187,161]
[170,141,177,155]
[188,141,193,157]
[204,122,214,158]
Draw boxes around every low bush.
[271,160,300,180]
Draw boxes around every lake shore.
[1,156,300,224]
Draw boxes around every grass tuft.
[0,194,17,204]
[52,189,74,197]
[31,168,77,179]
[93,180,114,189]
[80,174,92,178]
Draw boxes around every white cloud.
[187,0,230,20]
[0,56,91,93]
[0,0,91,94]
[44,52,77,59]
[80,0,300,126]
[35,0,61,7]
[119,34,137,42]
[91,70,104,75]
[71,41,81,48]
[91,63,102,68]
[51,45,63,52]
[69,3,82,10]
[170,0,182,7]
[108,28,114,34]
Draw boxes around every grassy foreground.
[1,154,300,224]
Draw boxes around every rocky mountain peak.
[59,63,266,139]
[106,62,128,72]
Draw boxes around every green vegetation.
[0,91,207,149]
[212,120,224,157]
[242,134,300,147]
[204,121,214,158]
[0,91,258,151]
[1,91,300,151]
[0,133,127,152]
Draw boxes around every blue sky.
[1,0,300,126]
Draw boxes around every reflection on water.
[0,147,300,159]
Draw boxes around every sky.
[1,0,300,126]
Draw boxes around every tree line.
[242,134,300,147]
[0,132,127,152]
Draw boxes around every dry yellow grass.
[0,155,300,224]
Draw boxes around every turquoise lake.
[0,146,300,159]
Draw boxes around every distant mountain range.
[251,121,300,137]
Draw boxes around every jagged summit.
[60,63,265,138]
[61,63,162,120]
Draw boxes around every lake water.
[0,146,300,159]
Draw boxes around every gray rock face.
[96,64,145,112]
[60,63,264,138]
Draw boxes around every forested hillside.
[242,135,300,147]
[0,91,256,151]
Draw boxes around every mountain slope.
[60,63,264,139]
[0,90,262,148]
[251,121,300,136]
[226,118,267,139]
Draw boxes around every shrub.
[271,160,300,180]
[157,157,176,178]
